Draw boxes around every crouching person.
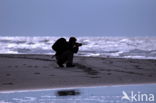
[52,37,82,68]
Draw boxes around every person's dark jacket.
[52,38,68,55]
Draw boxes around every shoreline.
[1,82,156,93]
[0,54,156,92]
[1,53,156,60]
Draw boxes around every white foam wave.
[0,36,156,59]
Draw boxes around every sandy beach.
[0,54,156,91]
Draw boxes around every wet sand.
[0,54,156,91]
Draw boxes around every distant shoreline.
[1,83,156,93]
[0,53,156,60]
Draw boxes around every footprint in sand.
[2,82,13,85]
[89,71,98,75]
[15,65,18,68]
[90,76,101,78]
[135,65,143,70]
[74,70,83,73]
[6,73,11,76]
[34,72,40,75]
[107,72,112,75]
[129,60,135,63]
[43,66,48,68]
[49,74,55,76]
[8,66,12,68]
[34,65,39,68]
[28,65,33,68]
[148,75,153,77]
[100,69,106,71]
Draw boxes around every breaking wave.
[0,36,156,59]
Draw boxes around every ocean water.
[0,84,156,103]
[0,36,156,59]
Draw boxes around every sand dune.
[0,54,156,91]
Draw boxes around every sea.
[0,36,156,103]
[0,36,156,59]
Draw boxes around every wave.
[0,36,156,59]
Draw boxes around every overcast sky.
[0,0,156,36]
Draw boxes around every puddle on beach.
[0,84,156,103]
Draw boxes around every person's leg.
[56,51,75,67]
[56,55,65,67]
[64,51,75,67]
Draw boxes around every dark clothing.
[52,38,68,55]
[55,42,78,67]
[56,50,73,65]
[67,42,79,53]
[52,37,80,67]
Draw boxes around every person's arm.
[73,45,79,53]
[72,43,82,53]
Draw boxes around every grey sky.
[0,0,156,36]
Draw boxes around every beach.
[0,54,156,91]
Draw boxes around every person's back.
[52,38,68,55]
